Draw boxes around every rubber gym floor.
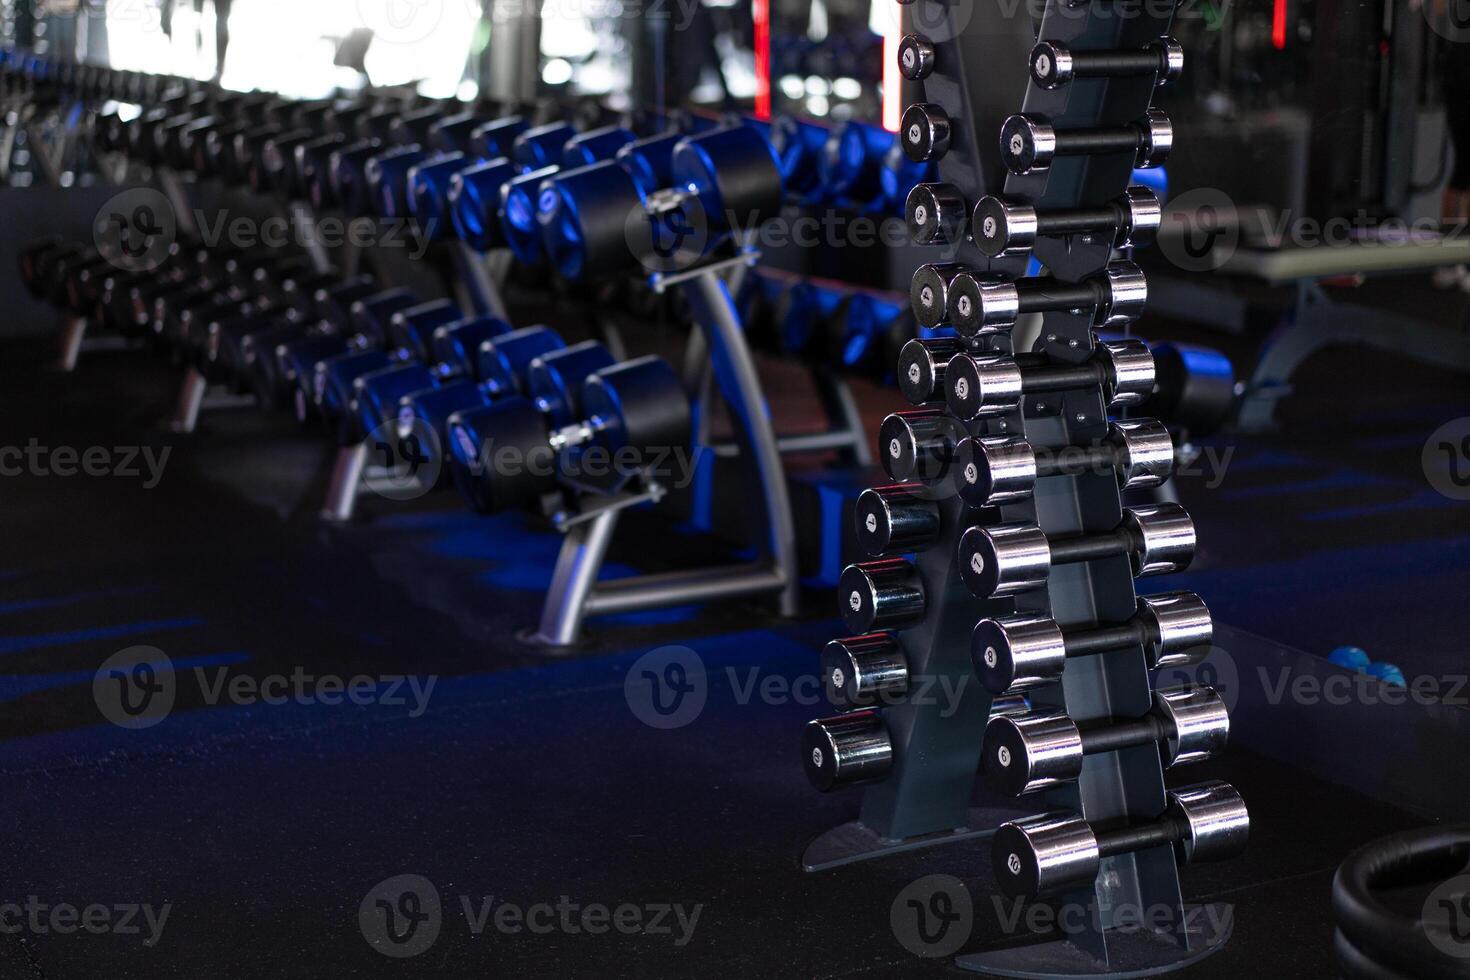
[2,281,1467,976]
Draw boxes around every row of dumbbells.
[21,234,692,518]
[1,52,734,273]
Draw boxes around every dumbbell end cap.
[1030,41,1073,89]
[973,196,1038,259]
[994,812,1099,898]
[1138,591,1213,668]
[973,615,1067,694]
[1168,780,1249,864]
[1000,114,1054,175]
[1155,37,1186,86]
[1136,109,1174,168]
[802,713,893,791]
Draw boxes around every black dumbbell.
[945,338,1155,421]
[899,103,951,162]
[939,262,1149,338]
[982,687,1229,796]
[1030,37,1184,89]
[895,336,964,404]
[972,591,1212,694]
[838,559,925,633]
[1001,109,1172,175]
[802,693,1033,789]
[958,503,1196,599]
[972,187,1161,258]
[905,182,968,245]
[897,34,936,80]
[951,419,1175,506]
[854,485,942,556]
[993,780,1248,897]
[879,408,965,483]
[445,355,690,514]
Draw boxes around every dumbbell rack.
[800,1,1244,975]
[528,250,800,646]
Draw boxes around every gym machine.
[797,1,1249,974]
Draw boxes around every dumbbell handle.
[1075,714,1164,755]
[1033,204,1127,237]
[1095,818,1179,859]
[1056,49,1173,79]
[1052,125,1149,156]
[1010,354,1105,393]
[1032,442,1127,480]
[1047,525,1138,565]
[1059,617,1151,657]
[1012,280,1107,316]
[546,416,606,451]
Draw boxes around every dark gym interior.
[1,0,1469,976]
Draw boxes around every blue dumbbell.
[449,157,520,252]
[472,116,529,159]
[365,144,430,219]
[526,341,618,427]
[1365,662,1407,687]
[838,292,909,375]
[1328,647,1371,671]
[476,326,567,399]
[770,115,830,200]
[447,354,689,514]
[329,138,387,217]
[820,120,892,208]
[514,122,578,170]
[539,124,784,281]
[562,126,636,168]
[407,152,471,240]
[616,132,681,195]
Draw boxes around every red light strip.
[1272,0,1288,49]
[754,0,771,120]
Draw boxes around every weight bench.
[1189,230,1470,430]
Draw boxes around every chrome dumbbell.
[937,262,1149,338]
[972,186,1161,258]
[1001,109,1173,175]
[951,419,1174,506]
[1029,37,1184,90]
[899,102,952,162]
[838,559,925,633]
[945,338,1155,421]
[957,503,1195,599]
[898,33,937,80]
[854,485,942,556]
[803,693,1034,788]
[905,182,968,245]
[972,591,1212,693]
[895,337,965,404]
[982,687,1229,795]
[993,780,1248,897]
[879,408,964,483]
